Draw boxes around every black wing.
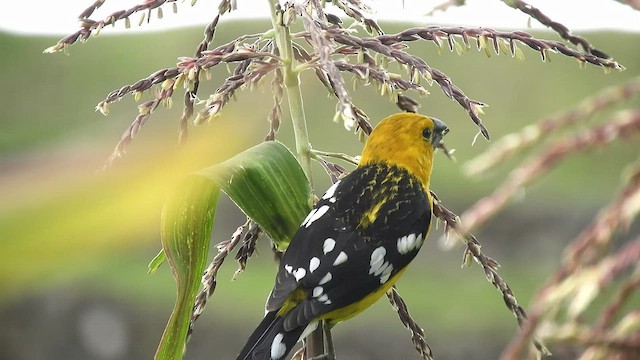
[265,164,432,331]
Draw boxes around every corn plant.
[46,1,639,359]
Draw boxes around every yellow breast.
[319,267,409,326]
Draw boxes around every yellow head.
[359,113,449,189]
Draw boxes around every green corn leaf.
[148,249,166,274]
[155,176,219,360]
[154,141,312,360]
[197,142,313,251]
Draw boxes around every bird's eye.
[422,128,432,140]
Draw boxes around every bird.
[236,113,449,360]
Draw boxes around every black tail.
[236,311,306,360]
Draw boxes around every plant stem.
[268,0,313,185]
[312,149,360,166]
[267,0,324,358]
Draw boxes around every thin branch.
[189,219,251,340]
[352,105,374,137]
[326,28,491,140]
[539,321,640,355]
[465,76,640,176]
[501,165,640,360]
[46,0,182,53]
[333,0,383,35]
[179,13,221,143]
[193,58,264,124]
[334,61,429,95]
[563,163,640,273]
[96,67,180,114]
[597,240,640,288]
[538,239,640,323]
[234,222,263,278]
[597,269,640,330]
[396,94,421,113]
[289,31,375,138]
[387,286,434,360]
[375,26,624,70]
[101,44,275,166]
[46,0,235,53]
[501,0,611,58]
[430,193,550,357]
[265,65,284,141]
[103,79,175,168]
[294,3,359,132]
[316,158,347,183]
[311,149,360,165]
[96,34,266,111]
[78,0,107,19]
[461,111,640,233]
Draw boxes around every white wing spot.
[324,299,332,305]
[380,264,394,284]
[322,181,340,200]
[284,264,293,274]
[312,286,323,298]
[305,205,330,228]
[374,261,391,276]
[318,272,332,285]
[270,333,286,359]
[329,197,336,203]
[397,235,408,254]
[309,257,320,273]
[369,246,386,274]
[333,251,348,266]
[398,233,420,254]
[317,294,329,302]
[406,233,416,251]
[323,238,336,254]
[300,208,317,227]
[293,268,306,281]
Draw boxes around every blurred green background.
[0,19,638,360]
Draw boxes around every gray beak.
[429,116,453,159]
[430,117,449,148]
